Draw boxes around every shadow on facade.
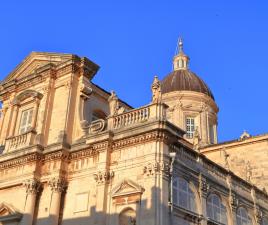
[31,186,171,225]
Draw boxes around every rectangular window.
[186,117,195,139]
[19,108,33,134]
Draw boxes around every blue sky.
[1,1,268,142]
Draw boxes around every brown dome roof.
[161,69,214,100]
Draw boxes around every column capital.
[23,178,42,194]
[94,170,114,184]
[48,177,67,193]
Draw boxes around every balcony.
[108,103,167,130]
[5,130,37,152]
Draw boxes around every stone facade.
[0,49,267,225]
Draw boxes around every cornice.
[43,150,69,162]
[70,148,97,160]
[111,130,170,150]
[0,152,42,169]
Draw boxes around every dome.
[161,37,215,100]
[161,69,215,100]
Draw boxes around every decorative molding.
[112,131,170,150]
[70,148,97,160]
[23,178,42,194]
[43,150,69,162]
[48,177,67,193]
[94,170,114,184]
[12,90,43,105]
[89,119,106,134]
[92,141,109,151]
[0,152,42,169]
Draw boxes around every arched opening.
[91,109,106,121]
[119,208,136,225]
[207,193,228,224]
[236,207,253,225]
[172,177,197,212]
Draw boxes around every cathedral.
[0,39,267,225]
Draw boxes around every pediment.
[3,52,74,83]
[0,202,20,217]
[112,179,144,198]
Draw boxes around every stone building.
[0,40,267,225]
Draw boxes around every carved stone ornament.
[151,76,162,103]
[108,91,119,116]
[89,119,106,134]
[23,178,42,194]
[80,84,92,99]
[255,207,263,225]
[48,177,67,193]
[230,193,238,209]
[143,162,170,177]
[94,170,114,184]
[199,176,209,197]
[240,130,251,140]
[80,120,90,136]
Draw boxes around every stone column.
[21,179,42,225]
[48,177,66,225]
[94,145,112,225]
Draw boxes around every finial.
[178,37,183,52]
[173,36,189,70]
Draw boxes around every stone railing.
[108,103,167,130]
[5,130,37,152]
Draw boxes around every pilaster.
[20,178,42,225]
[199,174,209,225]
[48,177,67,225]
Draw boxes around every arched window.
[207,193,227,224]
[236,207,252,225]
[173,177,196,212]
[92,109,106,121]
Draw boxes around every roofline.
[201,132,268,153]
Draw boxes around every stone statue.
[151,76,162,103]
[108,91,119,116]
[193,127,201,151]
